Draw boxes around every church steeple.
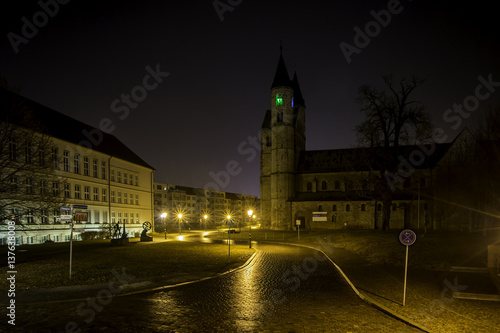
[292,71,305,107]
[271,45,292,89]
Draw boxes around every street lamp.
[204,214,208,230]
[161,213,167,239]
[227,215,231,263]
[178,213,182,234]
[247,210,253,248]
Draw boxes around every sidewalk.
[326,244,500,333]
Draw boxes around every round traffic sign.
[399,229,417,246]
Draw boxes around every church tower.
[260,49,306,230]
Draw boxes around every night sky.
[1,0,499,197]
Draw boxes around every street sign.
[59,215,72,221]
[61,206,72,211]
[72,205,88,210]
[399,229,417,246]
[296,220,301,225]
[399,229,417,306]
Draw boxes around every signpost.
[399,229,417,306]
[296,220,301,240]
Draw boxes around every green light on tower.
[276,94,283,106]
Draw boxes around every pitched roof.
[297,143,452,173]
[0,87,155,170]
[271,53,292,89]
[292,71,305,106]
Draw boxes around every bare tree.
[0,82,66,225]
[355,75,432,230]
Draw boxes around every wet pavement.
[8,243,422,332]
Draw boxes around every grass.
[0,235,255,290]
[220,228,500,270]
[2,228,498,290]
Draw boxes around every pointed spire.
[271,43,292,89]
[292,71,305,106]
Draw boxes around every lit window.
[276,94,283,106]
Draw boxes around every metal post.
[69,219,73,280]
[228,226,231,263]
[403,245,409,306]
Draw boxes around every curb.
[3,250,259,306]
[271,241,432,333]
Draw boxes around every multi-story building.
[154,182,259,231]
[0,88,155,244]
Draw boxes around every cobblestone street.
[11,243,421,332]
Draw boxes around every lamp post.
[227,215,231,263]
[177,213,182,234]
[161,213,167,239]
[247,210,253,248]
[204,214,208,230]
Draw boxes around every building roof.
[297,143,452,173]
[271,52,292,89]
[0,87,155,170]
[292,71,305,107]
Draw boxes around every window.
[392,204,397,211]
[84,157,89,176]
[74,154,80,174]
[84,186,90,200]
[9,139,17,161]
[306,182,312,191]
[124,173,128,184]
[103,211,108,223]
[102,189,107,202]
[362,180,368,190]
[377,204,382,211]
[266,136,271,147]
[276,93,283,106]
[25,177,34,194]
[124,212,128,224]
[124,193,128,204]
[111,191,115,203]
[117,171,122,183]
[52,148,59,170]
[63,151,70,172]
[94,211,100,223]
[346,204,350,212]
[332,204,337,212]
[93,188,99,201]
[277,112,283,122]
[135,194,139,205]
[334,180,340,190]
[129,174,133,184]
[52,182,60,196]
[111,212,116,223]
[318,204,323,212]
[39,180,48,196]
[361,204,366,211]
[26,209,35,224]
[93,159,98,178]
[117,192,122,203]
[38,149,46,167]
[65,183,71,198]
[331,215,336,223]
[135,175,138,186]
[9,176,19,192]
[347,180,354,190]
[74,185,81,199]
[101,161,107,179]
[321,181,327,191]
[25,142,32,164]
[111,169,115,182]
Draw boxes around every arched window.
[332,204,337,211]
[306,182,312,191]
[318,204,323,212]
[265,136,271,147]
[331,215,336,223]
[334,180,340,190]
[321,181,327,191]
[277,112,283,122]
[361,204,366,211]
[346,204,350,212]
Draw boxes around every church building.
[260,51,485,231]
